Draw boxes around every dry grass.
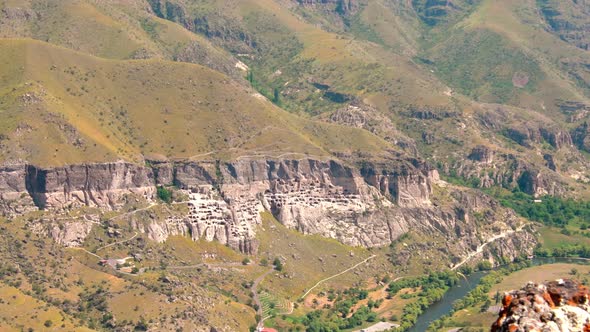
[0,38,392,165]
[0,285,94,331]
[256,212,372,300]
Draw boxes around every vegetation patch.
[425,29,543,103]
[156,186,173,204]
[486,188,590,228]
[427,260,533,331]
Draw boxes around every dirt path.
[253,269,274,330]
[451,224,527,271]
[70,247,102,259]
[96,231,139,252]
[166,262,244,270]
[299,254,377,300]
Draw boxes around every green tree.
[273,88,281,105]
[273,257,283,271]
[156,186,172,203]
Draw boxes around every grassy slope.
[0,285,95,332]
[423,0,590,116]
[256,212,376,299]
[0,203,264,331]
[189,0,455,112]
[0,38,392,165]
[256,212,397,328]
[0,0,227,60]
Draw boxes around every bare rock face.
[48,221,94,247]
[0,158,536,261]
[25,214,98,247]
[295,0,360,14]
[449,151,566,197]
[505,125,573,149]
[0,164,36,216]
[25,162,156,210]
[360,160,434,207]
[492,279,590,332]
[468,145,495,164]
[573,122,590,153]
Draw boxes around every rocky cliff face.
[295,0,359,14]
[0,158,536,262]
[447,145,567,197]
[24,162,156,210]
[0,164,37,216]
[492,279,590,332]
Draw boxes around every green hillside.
[0,38,392,165]
[1,1,590,330]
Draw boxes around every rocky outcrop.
[24,162,156,210]
[558,100,590,122]
[539,0,590,50]
[516,169,562,198]
[505,125,572,149]
[147,0,257,53]
[540,128,573,149]
[445,146,567,197]
[295,0,360,15]
[0,164,37,216]
[492,279,590,332]
[411,0,479,26]
[360,160,435,207]
[174,41,246,82]
[573,122,590,153]
[0,158,536,261]
[468,145,495,164]
[326,103,417,154]
[402,105,458,120]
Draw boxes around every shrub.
[273,258,283,271]
[156,186,172,203]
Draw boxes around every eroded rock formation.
[0,158,536,261]
[492,279,590,332]
[447,150,566,197]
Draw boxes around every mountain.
[0,0,588,331]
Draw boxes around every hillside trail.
[451,223,527,271]
[299,254,377,300]
[95,232,138,252]
[254,268,274,330]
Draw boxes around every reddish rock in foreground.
[492,279,590,332]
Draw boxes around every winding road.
[451,224,527,271]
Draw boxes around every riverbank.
[411,258,590,332]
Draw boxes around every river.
[407,257,590,332]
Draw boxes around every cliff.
[447,145,568,197]
[492,279,590,332]
[0,158,536,262]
